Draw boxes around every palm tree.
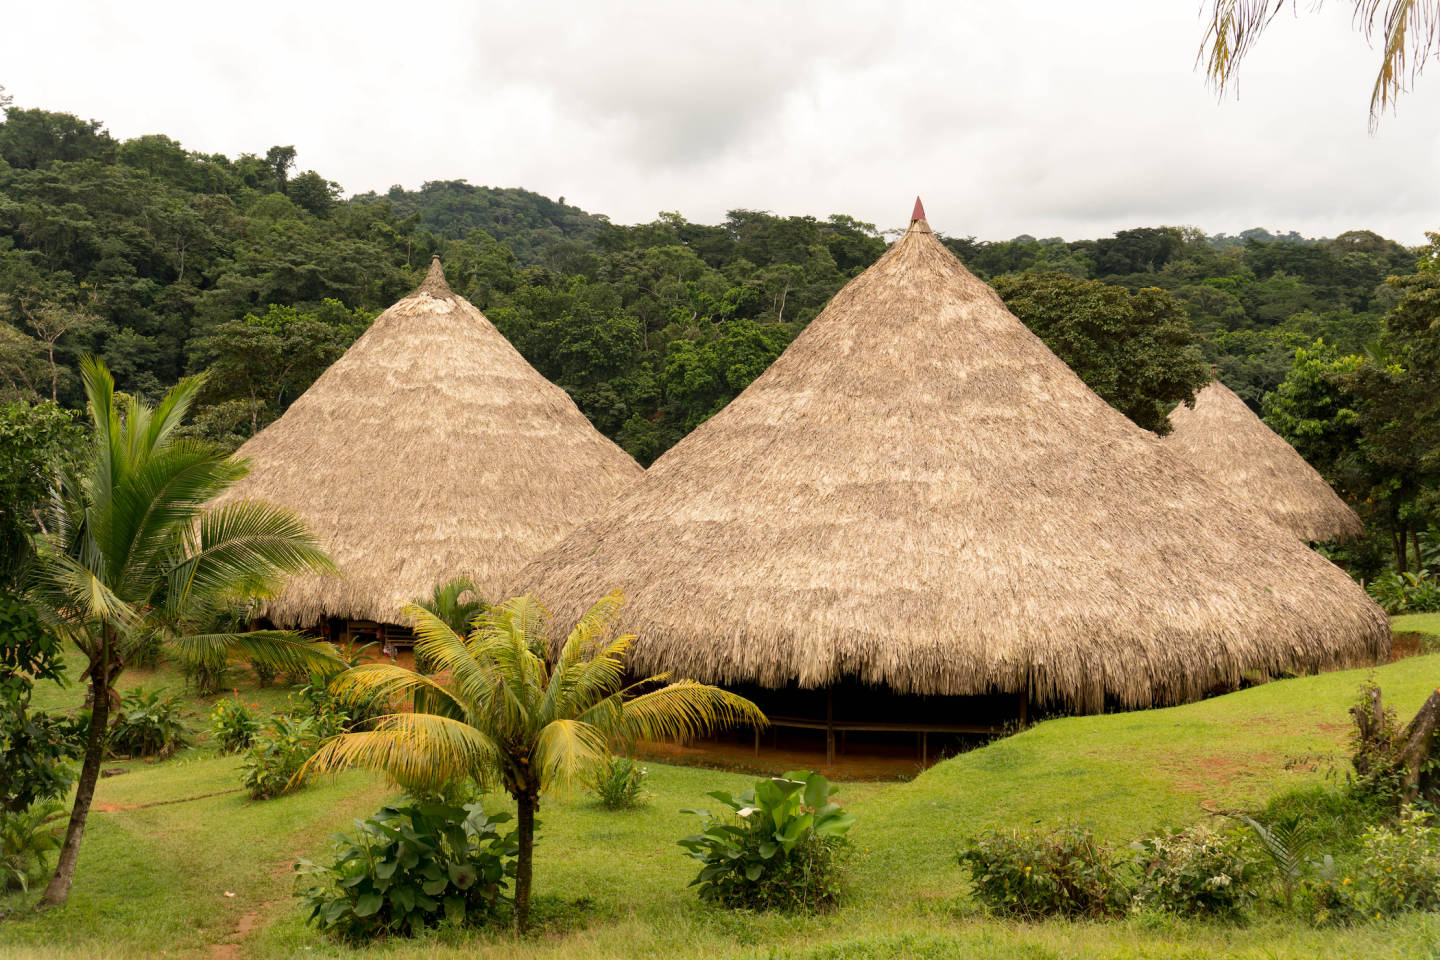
[28,357,339,906]
[1201,0,1440,127]
[304,590,766,932]
[412,576,486,673]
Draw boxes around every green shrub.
[296,799,517,941]
[1131,825,1259,918]
[0,591,84,810]
[679,770,854,913]
[1366,571,1440,614]
[959,824,1130,919]
[0,801,63,891]
[1310,809,1440,921]
[108,687,189,758]
[294,673,387,732]
[209,695,261,753]
[589,755,648,809]
[181,652,229,696]
[241,714,323,799]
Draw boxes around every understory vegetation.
[0,645,1435,958]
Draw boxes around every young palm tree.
[28,357,339,906]
[414,576,486,637]
[305,590,766,932]
[412,575,485,675]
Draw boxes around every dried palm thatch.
[507,208,1390,712]
[1165,380,1364,542]
[218,258,643,626]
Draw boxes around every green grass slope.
[1,655,1436,959]
[1394,612,1440,637]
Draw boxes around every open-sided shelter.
[506,201,1389,758]
[220,257,643,646]
[1164,380,1364,542]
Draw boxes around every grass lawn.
[1394,612,1440,638]
[2,639,1438,959]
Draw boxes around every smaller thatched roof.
[1165,381,1363,542]
[219,257,643,626]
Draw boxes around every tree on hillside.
[992,273,1211,434]
[0,400,84,588]
[27,357,339,905]
[1266,238,1440,574]
[1201,0,1440,126]
[305,591,765,932]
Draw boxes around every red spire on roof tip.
[911,196,926,222]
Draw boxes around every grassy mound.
[1,646,1436,958]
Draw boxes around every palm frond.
[167,629,341,677]
[32,549,137,629]
[533,718,608,797]
[560,589,626,658]
[162,501,333,617]
[329,663,465,715]
[403,603,506,715]
[548,633,633,722]
[616,680,768,746]
[302,713,503,792]
[140,372,206,453]
[1200,0,1440,128]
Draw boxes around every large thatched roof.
[222,258,643,626]
[506,207,1389,711]
[1164,380,1364,542]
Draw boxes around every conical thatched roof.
[221,257,643,626]
[1164,380,1364,542]
[506,208,1389,711]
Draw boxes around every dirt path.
[93,787,244,813]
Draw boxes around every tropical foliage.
[302,590,766,931]
[679,770,855,912]
[241,713,336,801]
[0,592,81,812]
[23,357,338,904]
[296,799,517,941]
[1200,0,1440,126]
[0,800,63,892]
[209,694,261,753]
[959,824,1132,919]
[106,688,189,759]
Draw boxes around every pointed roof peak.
[414,255,454,299]
[904,196,933,235]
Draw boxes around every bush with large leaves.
[679,770,855,912]
[296,799,517,941]
[0,592,83,813]
[25,356,338,905]
[305,590,766,932]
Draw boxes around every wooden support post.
[922,731,928,767]
[825,689,835,766]
[754,726,760,758]
[1019,686,1029,728]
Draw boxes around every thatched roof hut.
[507,204,1389,712]
[222,257,643,627]
[1165,380,1363,542]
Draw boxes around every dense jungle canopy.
[0,99,1435,579]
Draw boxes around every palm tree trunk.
[514,788,537,934]
[40,648,111,907]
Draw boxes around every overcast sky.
[4,1,1438,242]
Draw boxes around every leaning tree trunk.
[40,648,112,907]
[513,788,538,934]
[1400,689,1440,805]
